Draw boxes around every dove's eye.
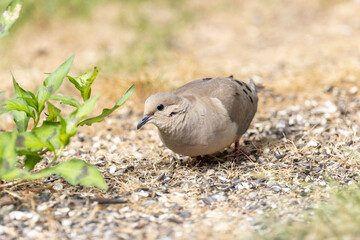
[157,104,164,111]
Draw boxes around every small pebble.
[307,140,318,147]
[53,182,63,191]
[349,86,358,95]
[109,165,117,174]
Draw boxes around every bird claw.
[194,156,204,167]
[226,149,250,160]
[227,141,251,160]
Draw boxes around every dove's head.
[137,92,186,130]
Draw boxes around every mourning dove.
[137,76,258,157]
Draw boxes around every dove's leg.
[193,156,204,167]
[234,141,250,158]
[225,141,250,160]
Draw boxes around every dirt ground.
[1,0,360,239]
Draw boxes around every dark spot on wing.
[248,95,253,103]
[243,89,248,95]
[228,75,234,79]
[202,78,212,81]
[245,84,252,93]
[234,80,243,86]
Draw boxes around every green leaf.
[67,67,99,101]
[35,86,48,113]
[68,93,99,126]
[27,159,107,189]
[32,121,61,150]
[79,84,134,126]
[58,115,68,146]
[11,77,33,131]
[0,168,28,181]
[49,95,80,108]
[67,75,81,90]
[36,55,75,114]
[12,110,29,132]
[21,96,38,110]
[0,131,16,173]
[12,76,38,109]
[16,131,54,153]
[0,98,35,118]
[60,94,99,145]
[24,154,42,171]
[0,0,22,39]
[46,102,61,122]
[12,75,35,99]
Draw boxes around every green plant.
[0,0,22,39]
[0,55,134,189]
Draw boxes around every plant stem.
[45,145,64,169]
[32,112,39,130]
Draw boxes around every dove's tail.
[248,78,257,93]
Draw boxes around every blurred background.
[1,0,360,106]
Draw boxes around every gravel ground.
[1,82,359,239]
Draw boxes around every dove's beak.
[137,115,152,130]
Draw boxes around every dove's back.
[172,76,258,137]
